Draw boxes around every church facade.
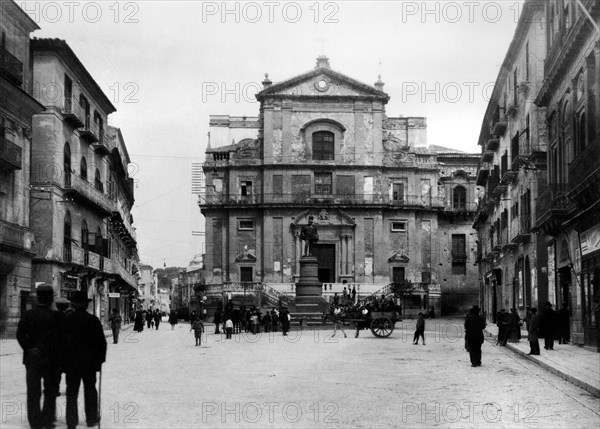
[199,56,479,315]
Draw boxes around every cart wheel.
[370,317,394,337]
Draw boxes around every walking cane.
[98,367,102,429]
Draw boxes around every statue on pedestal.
[300,216,319,256]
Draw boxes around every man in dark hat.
[64,291,107,429]
[17,283,63,429]
[464,305,486,367]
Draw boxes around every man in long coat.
[64,291,107,429]
[527,308,540,355]
[539,301,557,350]
[279,306,291,336]
[464,306,486,367]
[17,283,63,429]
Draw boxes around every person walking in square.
[527,308,540,355]
[271,308,279,332]
[17,284,63,429]
[213,307,222,334]
[225,317,233,339]
[557,302,570,344]
[263,311,272,333]
[331,306,347,338]
[279,307,291,336]
[108,308,122,344]
[413,312,425,345]
[146,309,154,329]
[153,309,161,330]
[464,305,486,367]
[495,309,507,345]
[63,291,107,429]
[168,310,178,330]
[192,316,205,346]
[540,301,557,350]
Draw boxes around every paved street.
[1,318,599,428]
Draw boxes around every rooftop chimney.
[315,55,330,69]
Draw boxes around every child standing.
[225,317,233,339]
[192,316,205,346]
[332,306,347,338]
[413,312,425,345]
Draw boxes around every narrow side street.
[2,319,599,428]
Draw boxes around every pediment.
[257,68,388,101]
[388,252,410,263]
[292,208,355,226]
[235,250,256,263]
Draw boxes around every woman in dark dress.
[134,310,144,332]
[168,310,178,330]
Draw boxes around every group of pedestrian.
[212,302,291,340]
[495,307,522,345]
[526,301,569,354]
[132,308,167,333]
[17,285,106,429]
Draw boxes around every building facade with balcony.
[29,38,139,328]
[0,0,44,336]
[533,0,600,350]
[199,56,480,316]
[474,0,549,324]
[138,264,155,310]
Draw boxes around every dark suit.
[64,309,107,428]
[279,309,290,335]
[464,313,486,366]
[17,304,63,429]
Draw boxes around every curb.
[485,329,600,398]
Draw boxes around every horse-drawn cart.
[329,309,401,338]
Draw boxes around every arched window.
[453,186,467,210]
[81,219,88,250]
[95,168,103,192]
[63,211,72,262]
[312,131,334,160]
[64,142,71,186]
[80,157,87,180]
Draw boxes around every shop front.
[579,225,600,351]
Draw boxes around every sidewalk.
[485,324,600,398]
[0,323,133,357]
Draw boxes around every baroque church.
[199,56,480,315]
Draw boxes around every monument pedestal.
[291,255,326,316]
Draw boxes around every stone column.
[294,232,301,277]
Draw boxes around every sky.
[18,0,523,269]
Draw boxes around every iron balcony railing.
[569,142,600,190]
[62,97,85,127]
[200,193,447,208]
[0,134,22,170]
[0,47,23,86]
[535,184,575,224]
[80,116,100,142]
[64,172,115,215]
[0,220,31,252]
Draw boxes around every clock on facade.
[314,78,330,92]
